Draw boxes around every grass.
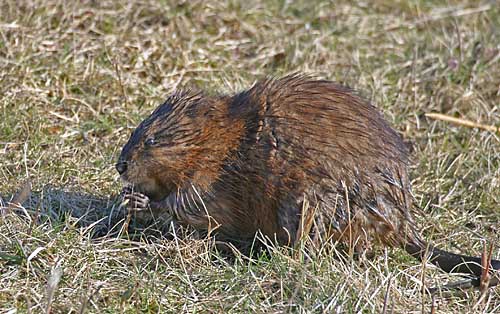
[1,0,499,312]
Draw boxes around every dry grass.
[1,0,499,313]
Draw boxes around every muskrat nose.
[115,161,128,174]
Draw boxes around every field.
[1,0,499,313]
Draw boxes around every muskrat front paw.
[121,187,150,211]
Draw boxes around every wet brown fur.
[117,74,499,285]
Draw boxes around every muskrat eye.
[144,138,157,147]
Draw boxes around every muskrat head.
[116,90,242,201]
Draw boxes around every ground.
[0,0,499,313]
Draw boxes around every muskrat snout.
[115,161,128,175]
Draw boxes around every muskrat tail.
[404,240,500,288]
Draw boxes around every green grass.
[1,0,499,312]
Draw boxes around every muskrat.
[116,74,499,288]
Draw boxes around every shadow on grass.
[1,187,290,259]
[0,186,176,240]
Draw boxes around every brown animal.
[116,74,499,287]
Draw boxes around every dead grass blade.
[294,195,316,248]
[475,242,493,308]
[46,263,63,314]
[425,113,499,133]
[381,275,392,314]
